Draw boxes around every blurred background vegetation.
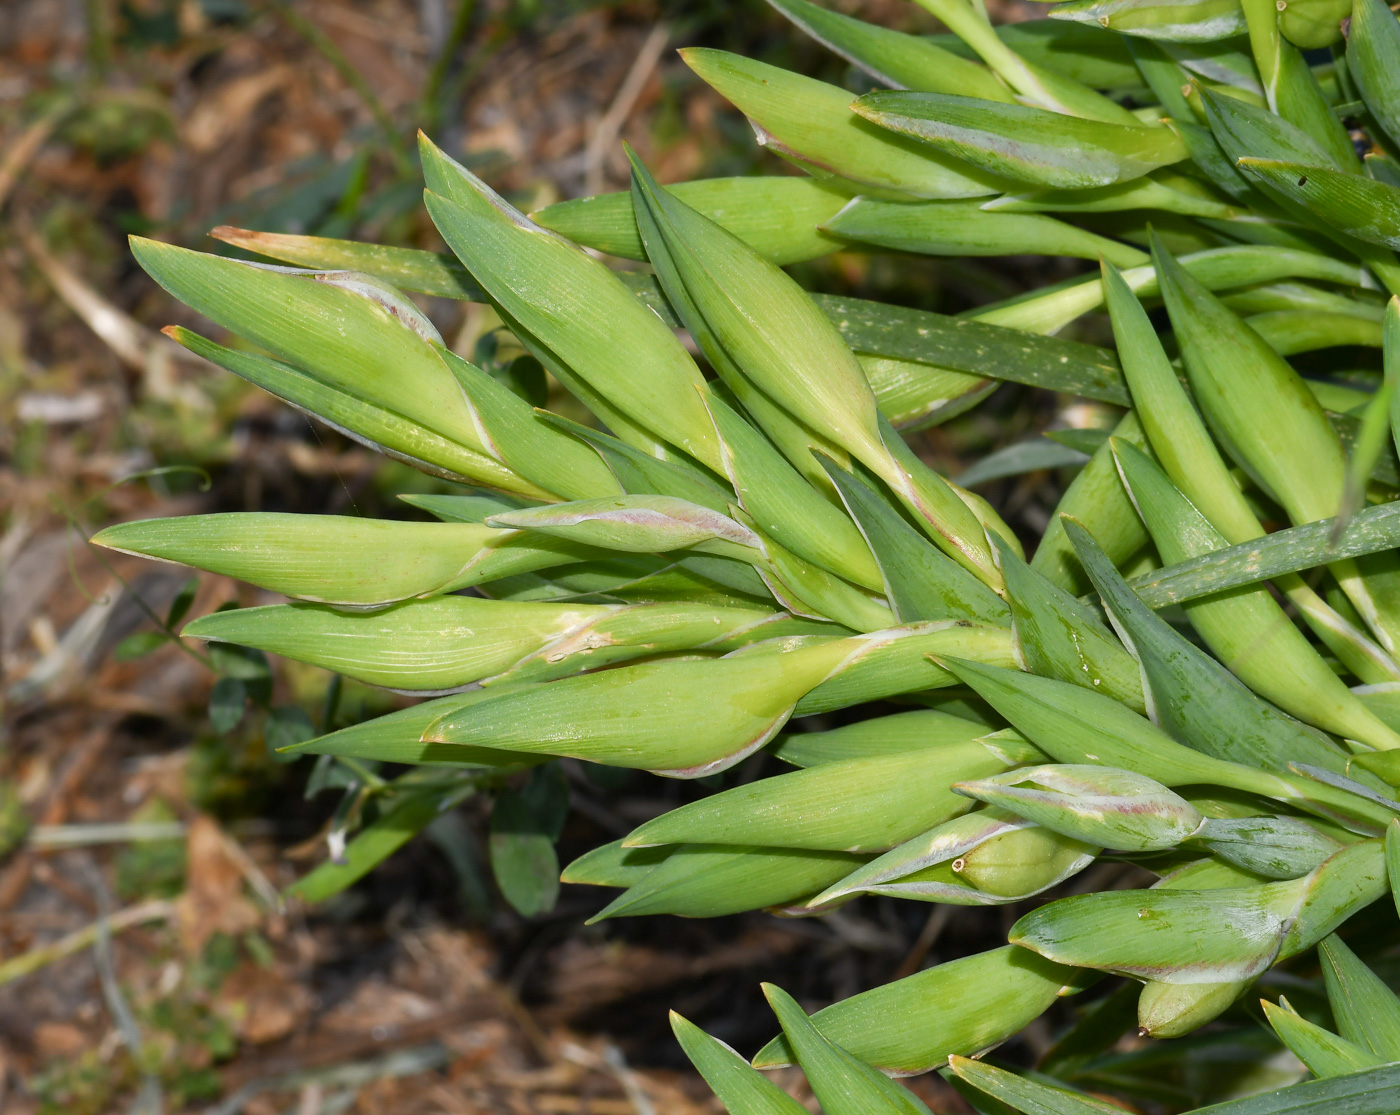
[0,1,1118,1112]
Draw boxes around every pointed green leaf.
[763,983,933,1115]
[753,947,1079,1074]
[183,597,606,691]
[423,637,852,777]
[706,393,882,590]
[166,327,540,496]
[1066,518,1351,774]
[1113,438,1400,751]
[436,347,623,500]
[948,1056,1124,1115]
[131,238,487,454]
[532,175,849,265]
[997,535,1144,712]
[822,197,1145,266]
[1348,0,1400,151]
[766,0,1013,100]
[288,790,446,903]
[1048,0,1246,43]
[486,496,763,561]
[957,765,1202,852]
[591,844,865,920]
[671,1012,809,1115]
[1262,1000,1384,1079]
[1031,411,1152,594]
[418,134,722,469]
[560,839,670,887]
[821,459,1010,625]
[1319,934,1400,1061]
[680,48,1008,199]
[852,92,1186,190]
[93,513,611,605]
[770,709,998,767]
[623,740,1015,853]
[1237,160,1400,250]
[210,225,485,299]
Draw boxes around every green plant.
[94,0,1400,1106]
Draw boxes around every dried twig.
[0,898,175,987]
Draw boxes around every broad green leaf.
[93,513,605,605]
[770,709,998,767]
[997,535,1145,712]
[763,984,933,1115]
[532,175,849,264]
[590,844,865,920]
[852,92,1186,190]
[1048,0,1246,43]
[1237,161,1400,250]
[130,239,487,454]
[422,637,853,777]
[822,198,1146,266]
[680,48,1008,199]
[1348,0,1400,150]
[860,353,995,431]
[1318,934,1400,1060]
[113,630,168,662]
[418,135,722,469]
[490,777,561,917]
[766,0,1013,100]
[948,1056,1125,1115]
[288,790,445,903]
[622,740,1016,852]
[753,946,1079,1074]
[821,459,1010,626]
[671,1012,809,1115]
[1262,1000,1385,1079]
[1066,519,1350,775]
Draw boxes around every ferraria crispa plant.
[99,0,1400,1106]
